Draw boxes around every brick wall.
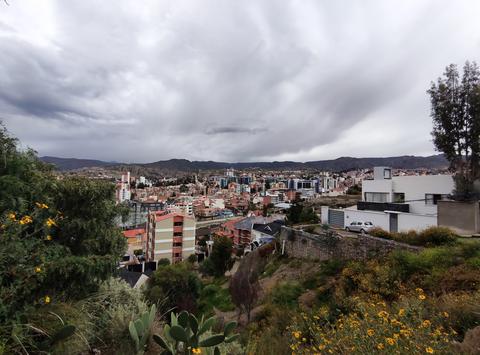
[279,227,420,261]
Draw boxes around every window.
[173,221,183,227]
[425,194,447,205]
[173,232,183,237]
[364,192,389,203]
[173,242,183,247]
[384,169,391,179]
[393,193,405,203]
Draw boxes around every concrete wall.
[392,175,454,214]
[438,200,480,235]
[279,227,419,261]
[342,207,437,232]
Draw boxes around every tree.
[428,62,480,199]
[346,184,361,195]
[145,262,201,313]
[200,235,234,277]
[0,124,128,350]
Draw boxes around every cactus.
[129,304,156,355]
[153,311,239,355]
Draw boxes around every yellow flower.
[442,312,449,318]
[377,311,389,318]
[8,213,16,221]
[422,320,431,328]
[35,266,41,273]
[425,347,434,354]
[398,309,405,317]
[415,288,424,293]
[293,331,301,339]
[386,338,395,345]
[36,202,49,209]
[44,295,51,304]
[46,235,53,241]
[419,294,426,300]
[367,329,375,336]
[377,343,385,350]
[45,218,56,227]
[19,216,33,225]
[191,348,202,354]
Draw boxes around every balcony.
[357,201,409,213]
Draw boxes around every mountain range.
[40,154,449,172]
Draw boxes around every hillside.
[41,154,449,172]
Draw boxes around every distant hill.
[41,154,449,172]
[40,156,118,170]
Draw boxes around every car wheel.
[345,227,350,232]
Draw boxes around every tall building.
[117,172,131,203]
[145,212,196,263]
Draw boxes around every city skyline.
[1,1,480,162]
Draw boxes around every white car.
[345,221,374,234]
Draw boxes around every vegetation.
[153,311,239,355]
[285,202,319,225]
[346,184,362,195]
[428,61,480,200]
[145,262,201,314]
[200,235,234,277]
[0,124,128,353]
[369,226,458,247]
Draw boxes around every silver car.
[345,221,374,234]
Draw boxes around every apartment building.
[145,212,196,263]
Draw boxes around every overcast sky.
[1,1,480,163]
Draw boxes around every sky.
[1,0,480,163]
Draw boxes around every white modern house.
[322,167,455,232]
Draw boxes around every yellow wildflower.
[8,213,16,221]
[398,309,405,317]
[422,320,431,328]
[293,331,301,339]
[386,338,396,345]
[415,288,424,293]
[19,216,33,225]
[442,312,449,318]
[36,202,49,209]
[367,329,375,336]
[35,266,41,273]
[425,347,434,354]
[377,343,385,350]
[419,294,426,300]
[45,218,56,227]
[191,348,202,354]
[302,338,306,342]
[46,235,52,241]
[377,311,389,318]
[44,295,51,304]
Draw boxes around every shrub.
[271,282,304,308]
[368,227,392,239]
[418,226,457,247]
[198,283,235,315]
[288,297,457,354]
[157,258,170,266]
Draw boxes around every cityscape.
[1,1,480,355]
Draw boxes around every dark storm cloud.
[1,0,480,162]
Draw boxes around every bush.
[418,226,457,247]
[198,283,235,315]
[368,227,392,239]
[157,258,170,266]
[271,282,304,308]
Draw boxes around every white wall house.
[327,167,455,233]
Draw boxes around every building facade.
[145,212,196,263]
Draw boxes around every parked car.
[345,221,374,234]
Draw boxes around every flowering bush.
[288,293,457,354]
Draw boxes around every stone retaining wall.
[279,227,420,261]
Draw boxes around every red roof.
[123,228,145,238]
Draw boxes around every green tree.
[145,262,201,313]
[428,62,480,199]
[201,235,234,277]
